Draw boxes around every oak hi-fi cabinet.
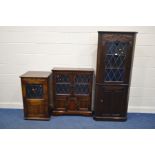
[20,71,52,120]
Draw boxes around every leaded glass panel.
[56,74,69,83]
[75,75,90,83]
[56,84,70,94]
[74,84,89,94]
[26,84,43,99]
[104,41,129,81]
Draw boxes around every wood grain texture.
[94,32,137,121]
[52,69,94,116]
[20,71,52,120]
[52,67,94,72]
[20,71,51,78]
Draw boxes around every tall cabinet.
[94,31,137,121]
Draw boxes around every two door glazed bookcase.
[52,68,94,116]
[94,31,137,121]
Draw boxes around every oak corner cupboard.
[20,71,52,120]
[94,31,137,121]
[52,67,94,116]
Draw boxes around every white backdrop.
[0,26,155,113]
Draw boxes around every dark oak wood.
[20,71,52,120]
[52,68,94,116]
[94,84,128,121]
[94,31,137,121]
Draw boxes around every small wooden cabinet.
[20,71,52,120]
[94,31,137,121]
[52,68,94,116]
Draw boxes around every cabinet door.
[96,33,135,84]
[54,72,72,95]
[22,78,48,100]
[25,100,48,117]
[22,78,49,117]
[55,96,67,111]
[67,96,78,111]
[94,85,128,117]
[73,73,92,111]
[74,73,92,96]
[73,96,90,111]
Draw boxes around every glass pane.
[106,41,128,55]
[104,41,128,81]
[26,84,43,99]
[105,69,124,81]
[56,74,69,83]
[75,75,90,83]
[105,55,126,69]
[56,84,70,94]
[74,84,89,95]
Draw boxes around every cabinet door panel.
[96,33,135,84]
[73,73,92,95]
[22,79,48,100]
[78,97,90,111]
[54,96,67,111]
[67,96,78,111]
[95,85,110,115]
[54,72,72,95]
[94,85,128,116]
[25,99,48,117]
[55,98,66,111]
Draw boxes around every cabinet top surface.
[98,31,137,34]
[20,71,52,78]
[52,67,94,72]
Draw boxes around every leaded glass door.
[55,74,71,95]
[74,74,91,95]
[96,33,134,84]
[104,41,129,82]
